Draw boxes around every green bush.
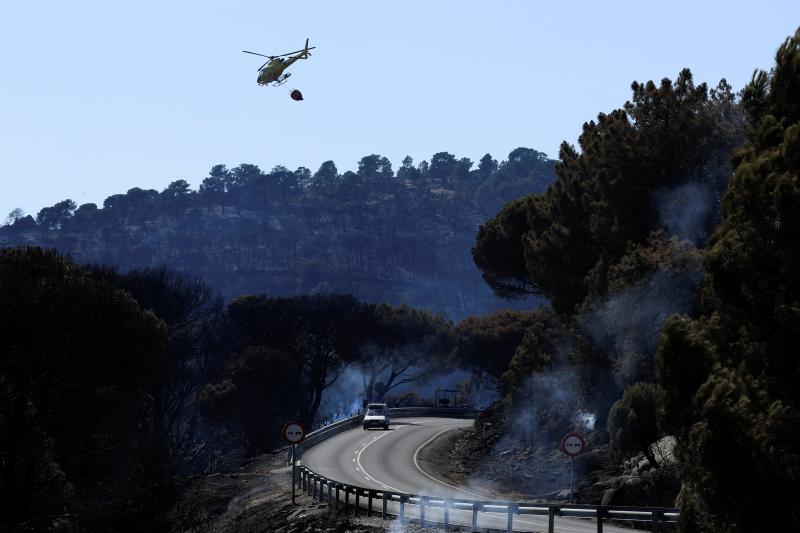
[607,382,665,468]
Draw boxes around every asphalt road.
[301,417,650,532]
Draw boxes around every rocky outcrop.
[582,436,681,508]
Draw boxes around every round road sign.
[561,432,585,457]
[282,420,306,445]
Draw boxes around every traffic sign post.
[560,432,586,504]
[282,421,306,504]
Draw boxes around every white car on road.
[362,403,390,430]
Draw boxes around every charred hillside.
[0,150,554,319]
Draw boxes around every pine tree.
[657,28,800,532]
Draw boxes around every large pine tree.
[473,69,743,315]
[657,28,800,532]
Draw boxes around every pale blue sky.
[1,1,798,220]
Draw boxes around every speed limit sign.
[282,420,306,445]
[561,432,585,457]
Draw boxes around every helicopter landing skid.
[272,73,291,87]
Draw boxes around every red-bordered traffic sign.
[282,420,306,445]
[561,432,586,457]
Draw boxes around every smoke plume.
[655,182,715,245]
[581,267,701,388]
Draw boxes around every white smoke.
[481,349,596,496]
[316,364,367,424]
[574,411,596,431]
[655,182,715,244]
[581,267,701,388]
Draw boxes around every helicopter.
[242,38,315,87]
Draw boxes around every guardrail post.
[382,492,388,519]
[443,499,450,530]
[319,479,325,502]
[651,510,662,533]
[344,486,350,507]
[367,490,374,517]
[472,502,480,532]
[420,497,427,527]
[309,475,315,498]
[507,503,516,532]
[354,489,360,517]
[399,495,406,523]
[596,505,607,533]
[548,505,558,533]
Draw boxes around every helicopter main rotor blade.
[242,50,272,58]
[270,46,316,58]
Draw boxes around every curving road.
[301,417,648,532]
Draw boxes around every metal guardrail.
[296,465,679,532]
[291,407,679,531]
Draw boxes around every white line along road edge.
[412,426,487,500]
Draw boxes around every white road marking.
[354,427,405,493]
[412,426,489,500]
